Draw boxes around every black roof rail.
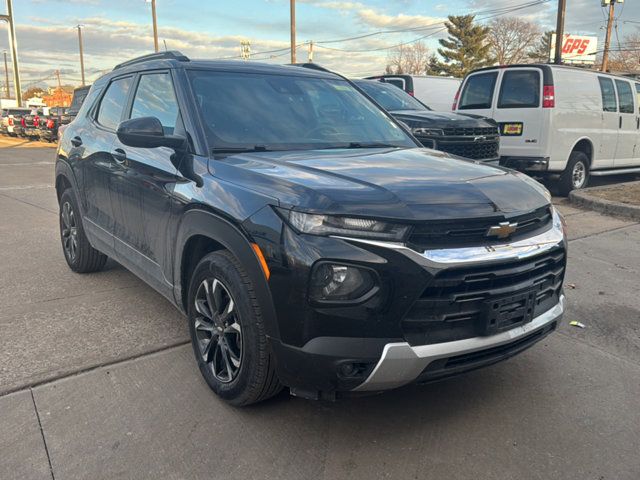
[113,51,190,71]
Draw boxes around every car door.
[75,76,133,249]
[109,70,182,294]
[613,79,636,167]
[597,77,618,169]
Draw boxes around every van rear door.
[492,68,544,159]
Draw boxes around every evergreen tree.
[432,15,493,77]
[528,30,554,63]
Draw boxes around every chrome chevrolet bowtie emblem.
[487,221,518,239]
[473,135,487,142]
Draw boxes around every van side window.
[458,72,497,110]
[598,77,617,112]
[636,84,640,113]
[615,80,634,114]
[497,70,540,108]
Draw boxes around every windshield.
[188,70,414,152]
[356,81,429,112]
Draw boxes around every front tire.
[558,151,589,196]
[188,251,281,406]
[59,188,107,273]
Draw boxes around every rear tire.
[59,188,107,273]
[188,250,281,406]
[558,151,589,196]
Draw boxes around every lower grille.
[401,248,565,346]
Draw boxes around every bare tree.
[488,17,541,65]
[606,32,640,73]
[386,41,431,75]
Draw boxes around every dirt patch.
[587,183,640,206]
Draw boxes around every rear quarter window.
[615,79,634,114]
[459,72,497,110]
[497,70,540,108]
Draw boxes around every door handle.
[637,117,639,129]
[70,136,82,147]
[112,148,127,164]
[619,116,622,129]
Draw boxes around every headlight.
[309,262,377,302]
[412,127,444,136]
[278,208,410,241]
[513,171,552,202]
[551,205,567,237]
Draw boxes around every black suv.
[55,52,567,406]
[355,79,500,162]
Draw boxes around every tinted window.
[77,85,103,119]
[96,77,132,130]
[130,73,179,134]
[356,81,429,111]
[383,78,406,90]
[598,77,617,112]
[188,71,413,151]
[69,87,90,114]
[636,84,640,113]
[615,79,634,114]
[459,72,497,109]
[498,70,540,108]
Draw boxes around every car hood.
[211,147,549,221]
[390,110,496,129]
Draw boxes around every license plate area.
[499,122,523,136]
[482,290,536,335]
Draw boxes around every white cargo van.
[454,64,640,195]
[366,74,461,112]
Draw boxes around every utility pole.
[55,69,62,89]
[553,0,566,64]
[601,0,617,72]
[240,41,251,60]
[0,0,21,104]
[150,0,159,53]
[77,25,85,86]
[290,0,296,63]
[3,50,9,98]
[308,40,314,62]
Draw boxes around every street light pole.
[290,0,296,63]
[77,25,85,86]
[0,0,21,104]
[151,0,159,53]
[3,51,9,98]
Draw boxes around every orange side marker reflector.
[251,243,271,280]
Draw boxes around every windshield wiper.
[345,142,402,149]
[211,145,271,154]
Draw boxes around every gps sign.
[550,34,598,64]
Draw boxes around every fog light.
[309,263,376,302]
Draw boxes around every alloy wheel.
[194,278,242,383]
[61,201,78,262]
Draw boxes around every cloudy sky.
[3,0,639,90]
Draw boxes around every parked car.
[355,79,499,163]
[39,106,68,142]
[365,74,461,112]
[455,64,640,195]
[61,85,90,125]
[22,108,47,139]
[56,52,566,406]
[1,107,30,136]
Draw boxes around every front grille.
[442,127,498,136]
[408,206,552,250]
[439,141,499,160]
[401,247,565,346]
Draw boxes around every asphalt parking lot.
[1,136,639,480]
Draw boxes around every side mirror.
[116,116,185,150]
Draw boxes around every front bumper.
[353,294,564,392]
[501,156,550,172]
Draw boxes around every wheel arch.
[173,209,280,340]
[569,137,594,168]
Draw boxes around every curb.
[569,181,640,221]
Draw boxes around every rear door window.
[635,84,640,113]
[615,79,634,114]
[96,77,133,130]
[598,77,617,112]
[458,72,498,110]
[497,70,540,108]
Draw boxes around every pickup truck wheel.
[188,251,281,406]
[59,189,107,273]
[559,151,589,196]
